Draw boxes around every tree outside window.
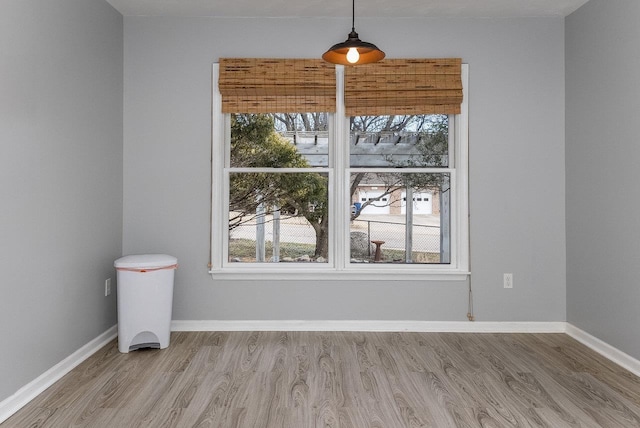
[227,112,451,264]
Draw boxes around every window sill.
[209,268,470,281]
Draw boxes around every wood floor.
[4,331,640,427]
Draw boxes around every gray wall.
[0,0,123,402]
[123,17,566,322]
[566,0,640,359]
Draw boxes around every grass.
[229,239,442,263]
[380,248,442,264]
[229,239,316,261]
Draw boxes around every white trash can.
[114,254,178,353]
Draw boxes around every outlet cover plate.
[504,273,513,289]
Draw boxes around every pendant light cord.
[351,0,356,32]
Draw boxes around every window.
[227,112,331,264]
[348,114,452,264]
[211,60,469,280]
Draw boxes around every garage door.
[401,191,433,215]
[358,191,390,214]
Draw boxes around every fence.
[228,214,442,263]
[350,218,442,263]
[229,214,318,262]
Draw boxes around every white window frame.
[210,64,469,281]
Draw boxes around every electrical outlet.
[504,273,513,289]
[105,278,112,296]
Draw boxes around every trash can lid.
[114,254,178,269]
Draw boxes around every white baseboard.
[171,320,567,333]
[565,323,640,377]
[0,325,117,425]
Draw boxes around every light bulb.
[346,48,360,64]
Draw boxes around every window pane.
[349,114,449,168]
[349,172,450,264]
[229,172,329,263]
[231,113,329,168]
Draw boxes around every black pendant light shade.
[322,0,385,65]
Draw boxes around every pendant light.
[322,0,385,66]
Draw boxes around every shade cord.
[467,277,475,321]
[466,146,474,321]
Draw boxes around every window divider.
[334,65,347,271]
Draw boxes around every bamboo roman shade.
[344,58,463,116]
[218,58,336,113]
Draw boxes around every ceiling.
[105,0,590,18]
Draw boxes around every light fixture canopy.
[322,0,385,66]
